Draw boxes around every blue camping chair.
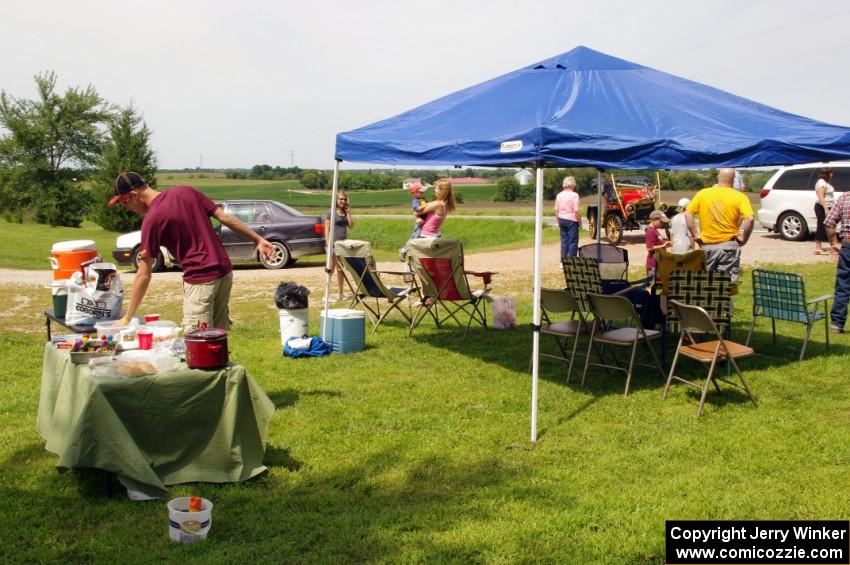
[334,240,414,334]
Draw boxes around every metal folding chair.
[664,299,757,416]
[578,243,653,291]
[534,288,589,382]
[580,293,666,397]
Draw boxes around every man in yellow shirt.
[684,168,755,285]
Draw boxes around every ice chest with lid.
[319,308,365,354]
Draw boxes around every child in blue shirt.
[408,182,428,239]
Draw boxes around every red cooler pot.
[184,327,229,370]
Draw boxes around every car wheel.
[587,212,598,239]
[778,211,808,241]
[605,214,623,245]
[261,241,291,269]
[132,247,165,273]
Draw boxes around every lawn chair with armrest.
[562,256,651,321]
[745,268,831,361]
[334,239,413,335]
[666,270,731,337]
[404,238,493,337]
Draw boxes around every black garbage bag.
[275,282,310,309]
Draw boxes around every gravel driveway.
[1,231,836,295]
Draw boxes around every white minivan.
[757,162,850,241]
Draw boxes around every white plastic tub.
[167,497,213,543]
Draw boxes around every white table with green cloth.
[37,344,275,498]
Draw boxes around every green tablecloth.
[38,344,275,498]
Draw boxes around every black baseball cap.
[108,172,147,206]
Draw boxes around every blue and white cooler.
[319,308,365,354]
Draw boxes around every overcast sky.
[3,0,850,169]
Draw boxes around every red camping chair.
[404,238,494,337]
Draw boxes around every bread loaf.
[114,360,157,378]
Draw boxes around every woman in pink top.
[554,176,581,259]
[418,179,456,237]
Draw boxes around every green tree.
[0,71,110,226]
[299,169,329,190]
[89,105,158,232]
[673,171,707,191]
[493,177,520,201]
[420,171,439,184]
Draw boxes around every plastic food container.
[145,320,181,345]
[94,320,127,338]
[70,351,112,364]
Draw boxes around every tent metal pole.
[530,165,544,442]
[596,169,602,245]
[321,161,341,341]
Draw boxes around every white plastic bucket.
[167,497,213,543]
[279,308,309,345]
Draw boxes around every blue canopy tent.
[325,46,850,441]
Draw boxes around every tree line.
[0,72,156,231]
[224,165,507,191]
[493,168,774,202]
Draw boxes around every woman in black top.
[325,191,354,301]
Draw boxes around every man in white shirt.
[670,197,693,254]
[733,170,745,191]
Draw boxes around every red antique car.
[586,172,669,245]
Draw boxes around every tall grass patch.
[353,217,558,259]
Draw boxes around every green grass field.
[155,173,501,209]
[0,220,122,271]
[153,174,761,218]
[0,217,559,270]
[0,260,848,562]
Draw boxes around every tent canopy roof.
[336,46,850,169]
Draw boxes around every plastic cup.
[138,329,153,350]
[144,313,160,323]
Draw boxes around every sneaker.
[831,325,844,334]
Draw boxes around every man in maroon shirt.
[109,172,274,331]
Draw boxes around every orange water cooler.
[48,240,99,317]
